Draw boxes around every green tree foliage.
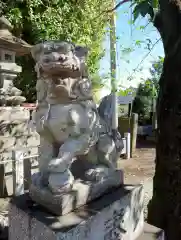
[132,80,154,124]
[1,0,111,102]
[148,56,163,92]
[91,73,110,90]
[117,86,137,96]
[132,56,163,124]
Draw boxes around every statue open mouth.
[44,62,79,70]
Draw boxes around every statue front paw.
[31,172,49,187]
[48,158,69,173]
[48,169,74,194]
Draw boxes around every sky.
[99,2,164,90]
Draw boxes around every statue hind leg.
[84,134,118,181]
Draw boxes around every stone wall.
[0,107,40,196]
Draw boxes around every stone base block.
[9,184,144,240]
[29,170,124,216]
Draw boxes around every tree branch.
[94,0,130,21]
[107,0,130,13]
[127,38,161,80]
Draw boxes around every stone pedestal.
[29,170,123,216]
[9,184,144,240]
[137,223,165,240]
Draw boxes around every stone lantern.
[0,17,39,198]
[0,16,31,106]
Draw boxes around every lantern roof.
[0,16,31,55]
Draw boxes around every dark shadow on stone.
[10,185,132,233]
[70,157,96,180]
[147,197,166,230]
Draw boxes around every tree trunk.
[147,0,181,239]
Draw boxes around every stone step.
[137,222,164,240]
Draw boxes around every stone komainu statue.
[30,41,124,213]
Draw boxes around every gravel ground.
[119,144,155,218]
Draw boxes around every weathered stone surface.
[0,122,30,137]
[0,106,39,197]
[30,41,124,212]
[0,107,29,122]
[9,185,144,240]
[2,145,39,196]
[0,134,39,153]
[0,17,33,197]
[0,107,39,170]
[29,170,123,216]
[0,16,30,106]
[2,147,38,171]
[137,223,164,240]
[0,62,21,72]
[26,133,40,147]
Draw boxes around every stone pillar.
[130,113,138,157]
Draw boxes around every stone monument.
[29,41,124,214]
[9,41,144,239]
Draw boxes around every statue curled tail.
[98,93,124,154]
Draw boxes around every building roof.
[117,95,135,104]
